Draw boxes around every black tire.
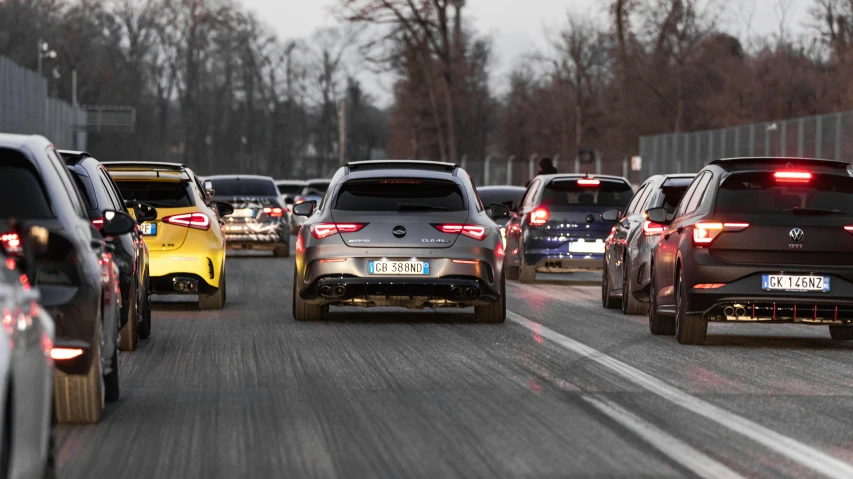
[200,268,226,310]
[119,280,138,351]
[622,256,648,316]
[43,409,56,479]
[293,268,323,321]
[104,336,120,402]
[601,259,621,309]
[273,244,290,257]
[519,245,536,284]
[829,326,853,340]
[138,268,152,340]
[648,264,675,335]
[0,387,10,479]
[54,322,104,424]
[475,271,506,323]
[506,264,520,281]
[675,269,707,345]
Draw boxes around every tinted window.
[657,185,691,214]
[715,172,853,216]
[302,181,330,197]
[277,184,304,195]
[210,178,278,197]
[114,181,195,207]
[626,183,650,215]
[674,173,704,218]
[478,188,526,209]
[0,152,54,219]
[541,179,633,207]
[521,180,540,208]
[684,173,712,215]
[47,149,87,218]
[68,169,97,210]
[335,179,465,212]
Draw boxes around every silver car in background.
[291,161,510,323]
[275,180,306,233]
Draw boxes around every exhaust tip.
[333,285,346,297]
[319,285,333,297]
[735,306,746,317]
[465,287,479,299]
[451,287,464,299]
[723,306,735,317]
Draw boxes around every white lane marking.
[582,396,743,479]
[508,311,853,479]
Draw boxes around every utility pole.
[338,98,347,166]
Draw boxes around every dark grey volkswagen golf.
[291,160,510,323]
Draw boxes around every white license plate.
[369,261,429,275]
[762,275,830,292]
[568,241,605,254]
[232,208,255,218]
[141,222,157,236]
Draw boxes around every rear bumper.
[300,276,500,306]
[148,248,223,292]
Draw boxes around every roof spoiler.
[346,160,457,172]
[710,157,850,169]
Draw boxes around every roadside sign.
[631,156,642,171]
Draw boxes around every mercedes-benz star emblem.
[392,226,407,238]
[789,228,804,243]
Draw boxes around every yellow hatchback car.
[103,162,233,309]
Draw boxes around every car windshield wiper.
[790,208,846,215]
[396,203,449,212]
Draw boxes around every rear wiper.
[790,208,846,216]
[397,203,449,211]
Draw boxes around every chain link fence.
[638,111,853,177]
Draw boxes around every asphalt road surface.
[56,252,853,478]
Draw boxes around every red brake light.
[51,348,84,360]
[91,217,105,230]
[310,223,366,239]
[693,222,749,245]
[0,233,22,255]
[263,207,284,217]
[642,221,665,236]
[434,224,487,240]
[774,171,811,184]
[577,178,600,187]
[530,207,550,226]
[845,226,853,234]
[162,213,211,230]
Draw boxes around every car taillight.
[91,217,104,230]
[529,207,550,226]
[51,348,84,360]
[845,226,853,235]
[642,221,665,236]
[263,207,284,217]
[0,232,22,255]
[774,171,811,184]
[434,224,487,240]
[693,222,749,246]
[577,178,600,186]
[310,223,366,239]
[163,213,211,230]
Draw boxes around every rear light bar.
[577,178,600,186]
[51,348,84,360]
[311,223,366,239]
[845,226,853,235]
[263,207,284,217]
[774,171,811,184]
[693,222,749,245]
[529,207,550,226]
[693,283,726,290]
[91,217,105,229]
[0,232,22,255]
[163,213,211,230]
[642,221,665,236]
[434,224,487,240]
[451,259,479,265]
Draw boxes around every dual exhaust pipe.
[723,305,746,318]
[319,284,347,298]
[173,277,198,293]
[451,287,480,300]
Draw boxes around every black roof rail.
[101,161,187,171]
[346,160,457,172]
[710,157,850,169]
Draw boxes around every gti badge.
[789,228,804,243]
[392,226,407,238]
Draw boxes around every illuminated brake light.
[310,223,366,239]
[774,171,811,184]
[163,213,211,230]
[642,221,665,236]
[529,207,550,226]
[263,207,284,217]
[693,222,750,245]
[845,226,853,235]
[577,178,600,187]
[91,217,104,229]
[51,348,84,360]
[0,233,21,255]
[693,283,726,289]
[723,222,750,232]
[319,258,347,263]
[434,224,487,240]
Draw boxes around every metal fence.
[638,111,853,177]
[0,55,86,149]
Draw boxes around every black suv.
[647,157,853,344]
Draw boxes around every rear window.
[541,179,633,208]
[210,178,278,197]
[0,151,54,219]
[277,184,304,195]
[68,169,97,209]
[335,179,465,212]
[302,181,330,196]
[114,181,195,208]
[716,172,853,216]
[478,188,525,209]
[658,179,693,214]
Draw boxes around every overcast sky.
[241,0,813,105]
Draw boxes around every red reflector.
[692,283,726,289]
[163,213,211,230]
[530,207,550,226]
[319,258,347,263]
[310,223,366,239]
[577,178,600,186]
[451,259,479,265]
[51,348,84,360]
[91,217,105,229]
[1,232,21,254]
[434,224,487,240]
[774,171,811,183]
[642,221,665,236]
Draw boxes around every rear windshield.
[210,178,278,197]
[277,184,304,195]
[658,179,693,214]
[716,172,853,216]
[114,181,195,208]
[542,179,633,208]
[0,153,54,219]
[335,179,465,212]
[478,188,525,209]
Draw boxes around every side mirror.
[135,203,158,223]
[645,207,669,225]
[102,210,136,236]
[601,209,620,222]
[213,201,234,217]
[292,201,315,217]
[489,203,510,219]
[284,196,295,205]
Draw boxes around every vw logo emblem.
[392,226,407,238]
[789,228,804,243]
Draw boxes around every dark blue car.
[505,174,634,283]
